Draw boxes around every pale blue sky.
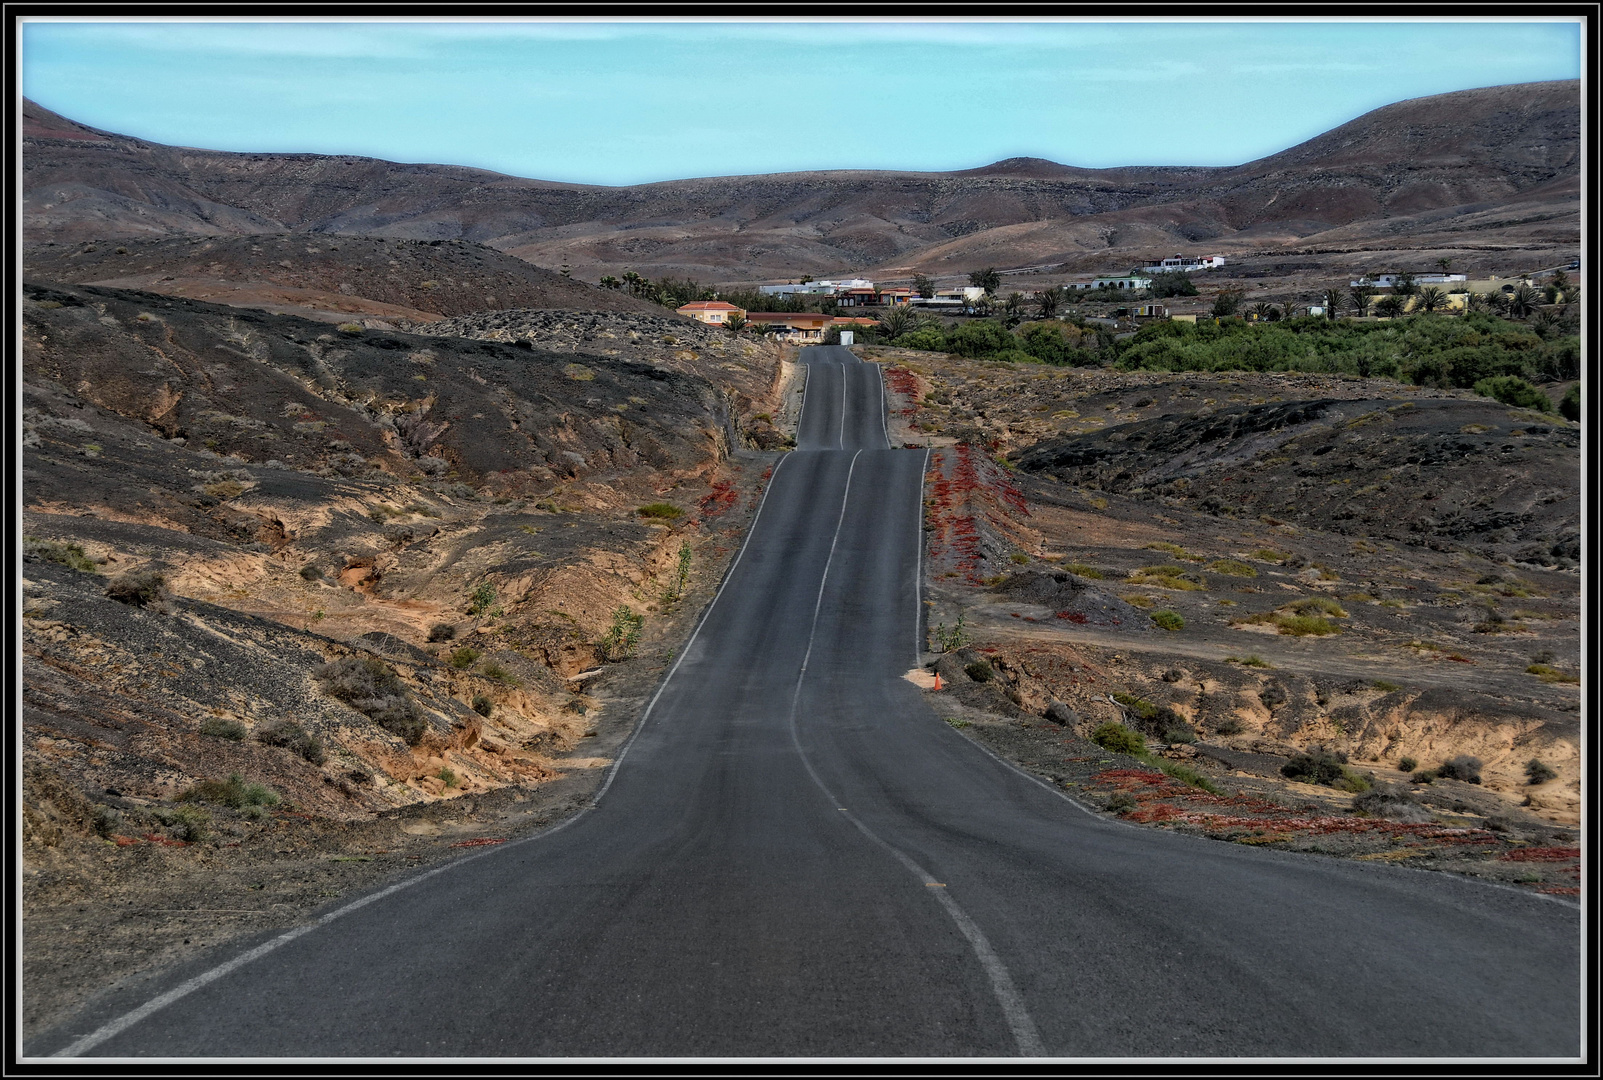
[22,19,1582,186]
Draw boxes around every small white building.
[1140,254,1226,274]
[1068,275,1153,291]
[757,278,874,296]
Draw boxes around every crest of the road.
[34,346,1580,1060]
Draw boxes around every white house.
[757,278,875,296]
[1140,254,1226,274]
[1068,275,1153,291]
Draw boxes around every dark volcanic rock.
[997,569,1149,631]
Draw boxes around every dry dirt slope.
[22,80,1578,280]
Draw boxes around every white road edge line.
[838,359,847,450]
[49,451,804,1059]
[784,449,1045,1058]
[876,360,891,450]
[915,447,930,669]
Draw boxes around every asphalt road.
[36,345,1579,1059]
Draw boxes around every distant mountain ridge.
[23,80,1579,281]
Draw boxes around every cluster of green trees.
[870,309,1576,405]
[1108,311,1578,391]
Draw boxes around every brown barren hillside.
[23,81,1578,282]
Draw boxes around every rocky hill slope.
[23,81,1578,280]
[23,233,666,325]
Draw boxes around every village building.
[742,311,831,343]
[1139,254,1226,274]
[676,300,745,325]
[1068,275,1153,291]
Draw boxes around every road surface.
[35,345,1579,1059]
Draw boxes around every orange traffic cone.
[933,673,942,691]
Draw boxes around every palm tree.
[1464,291,1488,313]
[880,304,920,338]
[1322,287,1346,320]
[1436,257,1454,275]
[968,267,1002,295]
[1034,287,1062,319]
[1507,284,1542,318]
[1348,284,1375,318]
[1249,302,1277,322]
[725,312,747,333]
[1373,295,1407,319]
[1417,286,1447,313]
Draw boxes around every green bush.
[1091,722,1147,756]
[23,537,98,573]
[471,693,494,718]
[158,805,210,842]
[466,581,499,617]
[299,564,324,581]
[199,717,246,741]
[449,646,481,669]
[1150,610,1184,631]
[255,720,326,765]
[1281,747,1348,786]
[180,772,279,811]
[1208,559,1257,577]
[599,605,644,661]
[314,655,427,745]
[1105,791,1137,813]
[1397,756,1418,773]
[897,325,948,352]
[478,660,520,686]
[1064,563,1104,579]
[427,622,456,642]
[1473,375,1553,413]
[637,502,684,520]
[1436,755,1483,784]
[1559,384,1580,422]
[1158,759,1223,794]
[964,659,994,682]
[105,570,166,607]
[1525,758,1557,785]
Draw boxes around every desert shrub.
[1331,769,1372,794]
[1010,552,1031,564]
[336,322,364,334]
[471,694,494,718]
[1412,769,1437,784]
[1122,594,1156,609]
[1091,722,1147,756]
[199,717,246,741]
[1145,542,1188,556]
[1225,655,1271,668]
[1213,715,1244,736]
[180,772,279,811]
[1525,758,1557,785]
[255,720,326,765]
[1436,755,1483,784]
[1150,610,1185,631]
[158,804,210,842]
[1286,597,1347,618]
[1253,549,1291,562]
[637,502,684,521]
[1558,384,1580,422]
[23,536,98,573]
[599,605,644,661]
[92,805,122,839]
[1158,760,1223,794]
[105,570,166,607]
[897,325,948,352]
[1208,559,1257,577]
[1129,565,1206,590]
[449,647,482,669]
[437,767,457,788]
[964,659,994,682]
[1473,375,1552,413]
[1351,785,1431,822]
[1105,791,1137,813]
[478,660,520,686]
[1164,725,1197,745]
[1372,680,1402,693]
[466,581,500,617]
[1281,747,1348,786]
[314,655,427,745]
[1397,756,1418,773]
[427,622,456,643]
[299,564,324,581]
[1064,563,1105,579]
[1526,663,1579,684]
